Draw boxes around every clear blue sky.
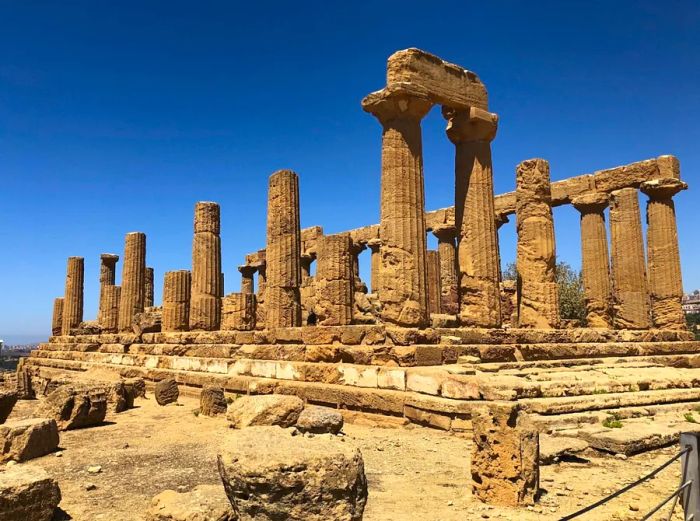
[2,1,699,344]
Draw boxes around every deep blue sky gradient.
[1,1,699,343]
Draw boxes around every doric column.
[444,107,501,327]
[640,178,688,329]
[609,188,651,329]
[238,265,256,295]
[98,253,119,323]
[515,159,559,329]
[118,232,146,332]
[266,170,302,328]
[162,270,191,332]
[145,267,154,308]
[362,89,432,326]
[51,297,64,336]
[494,213,510,285]
[61,256,84,335]
[367,239,381,294]
[572,193,612,328]
[426,250,441,316]
[349,241,367,292]
[316,234,354,325]
[432,226,458,315]
[98,285,121,333]
[190,202,222,331]
[255,262,267,328]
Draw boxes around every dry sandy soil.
[5,394,691,521]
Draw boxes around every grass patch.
[602,413,623,429]
[684,412,697,423]
[592,388,607,395]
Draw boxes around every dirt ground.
[6,395,691,521]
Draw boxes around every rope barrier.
[639,481,692,521]
[559,446,692,520]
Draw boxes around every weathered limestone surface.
[146,485,236,521]
[118,232,147,332]
[609,188,651,329]
[363,88,432,327]
[238,265,256,295]
[155,379,179,405]
[190,202,222,331]
[432,227,458,315]
[266,170,302,328]
[471,402,539,506]
[227,394,304,429]
[315,234,354,326]
[145,266,155,308]
[217,426,368,521]
[572,193,612,328]
[51,297,64,337]
[37,385,107,430]
[426,250,441,316]
[162,270,191,332]
[222,293,256,331]
[98,285,121,333]
[296,405,344,434]
[0,390,18,423]
[641,176,687,329]
[445,107,501,327]
[516,159,559,329]
[98,253,119,320]
[0,418,59,463]
[62,256,84,335]
[199,386,227,417]
[0,464,62,521]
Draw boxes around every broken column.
[61,257,84,335]
[515,159,559,329]
[238,265,256,295]
[98,285,121,333]
[471,402,539,506]
[641,175,687,329]
[145,267,154,308]
[162,270,191,332]
[432,226,458,315]
[118,232,146,332]
[444,107,501,327]
[609,188,651,329]
[572,193,612,328]
[190,202,222,331]
[98,253,118,299]
[315,234,354,326]
[266,170,302,328]
[426,250,441,316]
[222,293,256,331]
[51,298,64,336]
[362,88,432,326]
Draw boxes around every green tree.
[501,261,586,324]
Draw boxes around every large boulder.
[155,379,179,406]
[146,484,236,521]
[0,418,59,463]
[0,390,18,423]
[200,386,227,417]
[296,405,344,434]
[0,463,62,521]
[227,394,304,429]
[217,426,367,520]
[36,385,107,430]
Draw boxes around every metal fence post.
[681,432,700,520]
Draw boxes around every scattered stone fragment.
[539,434,589,465]
[296,406,344,434]
[87,465,102,474]
[36,385,107,430]
[146,484,236,521]
[0,463,62,521]
[85,483,97,491]
[155,379,179,406]
[217,426,367,520]
[0,390,18,423]
[227,394,304,429]
[200,386,227,417]
[0,418,59,463]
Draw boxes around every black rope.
[639,481,692,521]
[665,445,692,521]
[559,446,692,521]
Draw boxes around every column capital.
[495,212,510,228]
[640,178,688,200]
[431,225,457,242]
[349,240,367,256]
[362,86,433,126]
[238,264,257,277]
[442,106,498,143]
[572,192,609,213]
[366,238,381,253]
[100,253,119,263]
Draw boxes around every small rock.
[615,453,628,460]
[199,386,227,417]
[155,379,179,406]
[87,465,102,474]
[629,503,640,512]
[85,483,97,491]
[296,406,344,435]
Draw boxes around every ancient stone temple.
[28,49,696,453]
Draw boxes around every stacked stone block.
[61,257,84,335]
[98,285,121,333]
[515,159,559,329]
[118,232,147,332]
[162,270,191,332]
[315,234,354,326]
[222,293,256,331]
[266,170,302,328]
[190,202,222,330]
